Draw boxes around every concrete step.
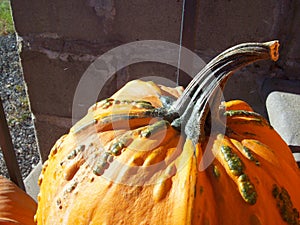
[24,161,41,202]
[265,79,300,167]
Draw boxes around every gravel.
[0,34,40,179]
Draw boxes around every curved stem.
[171,41,279,143]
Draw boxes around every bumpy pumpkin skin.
[36,80,300,225]
[36,80,193,225]
[0,176,37,225]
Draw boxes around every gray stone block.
[266,91,300,146]
[24,161,42,202]
[266,91,300,165]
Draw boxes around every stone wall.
[10,0,300,161]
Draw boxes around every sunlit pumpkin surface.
[35,42,300,225]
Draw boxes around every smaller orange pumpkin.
[0,176,37,225]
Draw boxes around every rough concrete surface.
[266,91,300,146]
[266,91,300,166]
[24,161,41,202]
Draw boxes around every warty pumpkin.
[35,41,300,225]
[0,176,37,225]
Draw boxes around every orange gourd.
[0,176,37,225]
[35,41,300,225]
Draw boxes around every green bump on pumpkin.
[140,120,170,138]
[134,101,155,109]
[93,160,109,176]
[100,152,110,161]
[67,149,77,160]
[67,145,85,160]
[224,110,261,118]
[272,184,300,225]
[102,101,113,109]
[110,142,125,156]
[95,98,114,109]
[242,146,260,166]
[212,165,221,178]
[103,99,154,109]
[221,146,244,176]
[224,110,270,127]
[93,166,104,176]
[238,174,257,205]
[108,133,134,156]
[221,145,257,205]
[114,99,121,104]
[224,110,271,127]
[121,99,133,104]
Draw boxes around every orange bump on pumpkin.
[35,41,300,225]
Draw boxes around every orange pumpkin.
[35,41,300,225]
[0,176,37,225]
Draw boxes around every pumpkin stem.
[171,41,279,143]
